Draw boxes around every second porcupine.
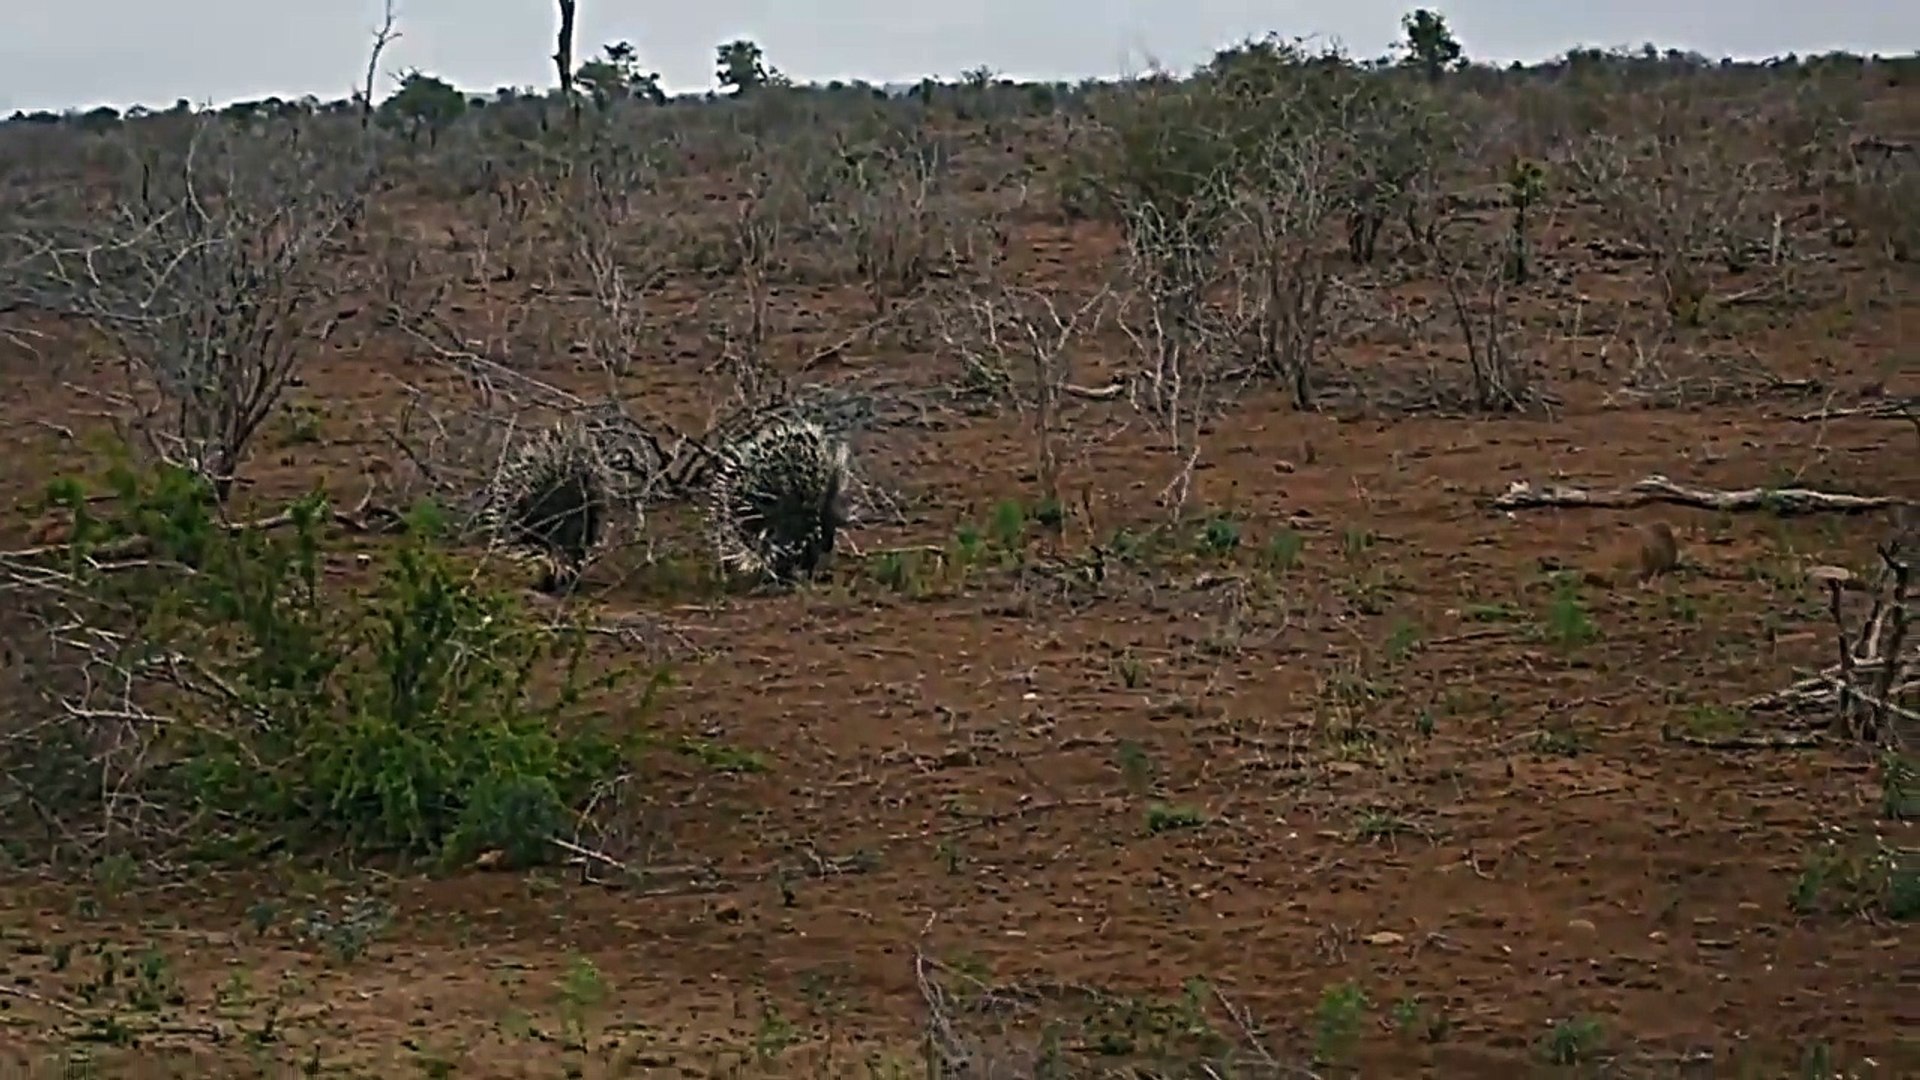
[703,416,851,585]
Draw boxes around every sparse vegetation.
[0,10,1914,1078]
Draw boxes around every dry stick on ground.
[1789,397,1920,423]
[1492,474,1911,515]
[0,501,394,564]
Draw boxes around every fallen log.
[1491,474,1911,516]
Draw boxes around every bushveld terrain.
[0,27,1916,1079]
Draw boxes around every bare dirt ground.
[1,63,1917,1080]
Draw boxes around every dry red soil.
[1,90,1917,1079]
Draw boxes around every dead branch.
[0,502,394,565]
[1493,475,1910,515]
[359,0,400,129]
[1743,534,1916,750]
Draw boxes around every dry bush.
[934,276,1109,509]
[1838,138,1920,265]
[1425,216,1535,412]
[1567,92,1783,329]
[13,114,372,499]
[822,126,958,318]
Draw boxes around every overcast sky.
[4,0,1916,113]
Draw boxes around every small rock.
[1363,931,1405,946]
[1567,918,1597,933]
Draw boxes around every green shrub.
[11,458,657,865]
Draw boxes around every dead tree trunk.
[553,0,578,97]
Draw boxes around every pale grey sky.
[4,0,1916,113]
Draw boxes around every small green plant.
[1263,528,1304,572]
[89,853,138,901]
[1462,601,1523,623]
[1799,1042,1834,1079]
[752,997,800,1061]
[1312,981,1368,1064]
[1881,752,1916,821]
[1540,1015,1605,1065]
[951,524,985,568]
[1032,497,1067,534]
[295,894,391,965]
[1541,573,1598,648]
[1790,838,1915,920]
[1112,651,1148,689]
[1388,995,1451,1042]
[1145,802,1208,834]
[989,499,1027,549]
[867,548,933,596]
[1670,704,1748,741]
[1383,617,1421,664]
[1116,740,1155,794]
[277,401,325,447]
[1504,156,1547,284]
[674,738,770,774]
[1198,514,1241,555]
[1351,808,1415,843]
[1533,722,1588,757]
[555,953,607,1052]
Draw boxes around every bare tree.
[542,127,676,381]
[360,0,400,128]
[1112,189,1243,517]
[1425,216,1534,412]
[826,130,953,320]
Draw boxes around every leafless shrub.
[1110,188,1247,516]
[1343,87,1453,266]
[1425,213,1536,412]
[1221,119,1347,410]
[1567,102,1780,330]
[1838,138,1920,266]
[15,115,370,499]
[934,279,1109,509]
[1768,79,1864,193]
[825,129,955,318]
[709,141,811,403]
[540,123,678,379]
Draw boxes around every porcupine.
[473,419,620,593]
[701,414,852,585]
